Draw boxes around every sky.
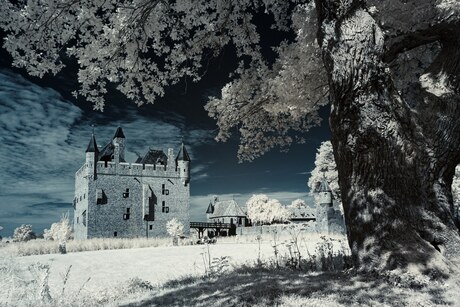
[0,27,331,237]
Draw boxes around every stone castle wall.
[74,152,190,240]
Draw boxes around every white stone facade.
[73,128,190,239]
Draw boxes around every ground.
[1,235,459,306]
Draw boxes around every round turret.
[176,143,191,186]
[112,126,126,162]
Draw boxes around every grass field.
[1,234,458,306]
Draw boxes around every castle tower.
[112,126,126,164]
[85,133,99,180]
[316,177,333,233]
[176,142,191,186]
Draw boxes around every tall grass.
[4,237,181,256]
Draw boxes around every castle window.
[123,208,130,220]
[77,217,79,223]
[82,210,87,227]
[80,196,82,201]
[96,189,107,205]
[114,232,117,237]
[83,194,85,199]
[123,188,130,198]
[162,184,169,195]
[149,225,153,230]
[162,201,169,213]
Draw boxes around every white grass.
[1,236,179,256]
[1,234,458,306]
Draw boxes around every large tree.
[1,0,459,275]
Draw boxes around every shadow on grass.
[120,266,452,307]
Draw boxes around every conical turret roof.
[85,134,99,153]
[113,126,125,139]
[176,143,191,161]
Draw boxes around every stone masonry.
[73,127,190,239]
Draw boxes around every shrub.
[13,224,36,242]
[43,214,72,243]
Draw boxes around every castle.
[73,127,191,239]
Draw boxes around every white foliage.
[0,0,326,161]
[43,214,72,243]
[166,218,184,238]
[246,194,291,225]
[307,141,341,207]
[288,199,308,209]
[13,224,36,242]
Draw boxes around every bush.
[13,224,36,242]
[43,214,72,243]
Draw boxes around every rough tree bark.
[315,0,460,275]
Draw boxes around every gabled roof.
[136,149,168,165]
[85,134,99,153]
[98,142,114,161]
[113,126,125,139]
[209,200,246,218]
[98,141,126,162]
[176,143,191,162]
[206,202,214,214]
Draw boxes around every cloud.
[0,69,215,236]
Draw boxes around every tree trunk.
[315,0,460,275]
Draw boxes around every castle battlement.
[94,161,179,177]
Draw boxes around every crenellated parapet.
[95,161,181,177]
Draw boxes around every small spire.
[85,133,98,153]
[176,142,191,162]
[113,126,125,139]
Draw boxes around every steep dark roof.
[136,149,168,165]
[176,143,191,162]
[209,200,246,218]
[113,126,125,139]
[98,142,115,162]
[85,134,99,153]
[206,202,214,214]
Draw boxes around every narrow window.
[162,201,169,213]
[149,225,153,230]
[114,232,117,237]
[162,184,169,195]
[123,208,130,220]
[96,189,107,205]
[82,210,87,227]
[123,188,129,198]
[77,217,79,223]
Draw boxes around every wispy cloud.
[0,70,215,236]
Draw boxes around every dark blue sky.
[0,30,331,237]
